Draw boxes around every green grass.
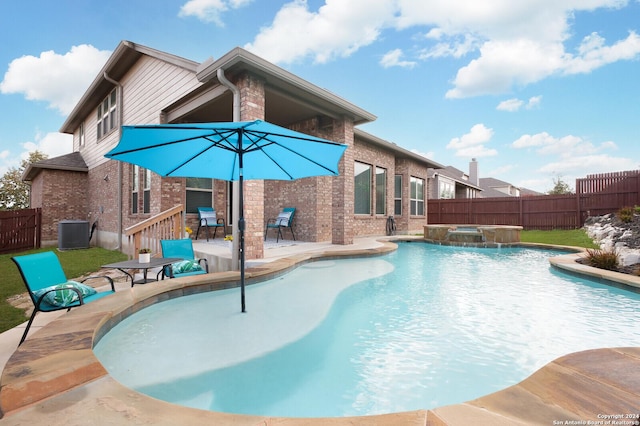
[0,247,127,334]
[520,229,599,249]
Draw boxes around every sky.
[1,0,639,194]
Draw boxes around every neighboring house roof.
[478,177,520,197]
[432,165,482,191]
[354,128,445,169]
[22,152,88,181]
[520,187,544,196]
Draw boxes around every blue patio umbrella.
[105,120,348,312]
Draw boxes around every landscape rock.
[583,212,640,270]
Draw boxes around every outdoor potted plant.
[138,248,151,263]
[184,226,193,239]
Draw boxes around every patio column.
[236,72,265,260]
[330,117,355,245]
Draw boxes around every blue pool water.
[94,243,640,417]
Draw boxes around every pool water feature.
[94,243,640,418]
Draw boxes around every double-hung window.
[143,169,151,214]
[97,89,117,139]
[375,167,386,215]
[354,162,371,215]
[186,178,213,214]
[410,176,425,216]
[394,175,402,215]
[131,165,139,214]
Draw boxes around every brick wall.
[30,169,88,245]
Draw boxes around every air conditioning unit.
[58,220,90,250]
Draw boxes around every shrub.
[616,206,634,223]
[585,248,619,271]
[634,205,640,214]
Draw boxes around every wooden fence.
[0,208,42,254]
[428,170,640,230]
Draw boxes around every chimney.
[469,158,479,186]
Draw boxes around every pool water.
[94,243,640,417]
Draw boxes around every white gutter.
[103,72,123,250]
[216,68,241,270]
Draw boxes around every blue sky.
[1,0,639,193]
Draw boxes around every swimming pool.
[94,243,640,417]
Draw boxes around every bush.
[617,206,634,223]
[585,248,619,271]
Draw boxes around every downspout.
[216,68,241,270]
[104,72,123,250]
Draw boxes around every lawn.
[520,228,599,249]
[0,247,126,334]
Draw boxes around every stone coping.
[1,240,639,425]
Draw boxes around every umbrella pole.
[238,135,246,313]
[239,174,246,313]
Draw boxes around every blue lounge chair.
[265,207,296,242]
[159,238,209,279]
[12,251,115,345]
[195,207,226,241]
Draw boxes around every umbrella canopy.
[105,120,347,181]
[105,119,348,312]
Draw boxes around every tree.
[547,175,573,195]
[0,150,48,210]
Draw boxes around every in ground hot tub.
[424,224,522,247]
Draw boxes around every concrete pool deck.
[1,237,639,425]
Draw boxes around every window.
[375,167,386,215]
[439,180,454,199]
[410,176,425,216]
[354,162,371,214]
[131,165,139,214]
[97,89,117,139]
[186,178,213,214]
[394,175,402,215]
[79,122,85,148]
[143,169,151,214]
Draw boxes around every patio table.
[102,257,182,287]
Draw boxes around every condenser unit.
[58,220,90,250]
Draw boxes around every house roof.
[353,128,445,169]
[195,47,376,126]
[478,177,520,197]
[432,165,482,190]
[22,152,88,181]
[60,41,199,134]
[61,42,376,134]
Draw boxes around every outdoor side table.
[102,257,182,287]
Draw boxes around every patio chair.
[264,207,296,242]
[195,207,226,241]
[11,251,116,346]
[159,238,209,279]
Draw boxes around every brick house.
[24,40,443,259]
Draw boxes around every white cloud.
[240,1,639,95]
[447,124,497,157]
[0,44,111,115]
[496,98,524,112]
[526,95,542,109]
[244,0,395,64]
[564,31,640,74]
[538,154,637,175]
[178,0,253,26]
[380,49,416,68]
[419,34,478,59]
[33,132,73,159]
[512,132,616,158]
